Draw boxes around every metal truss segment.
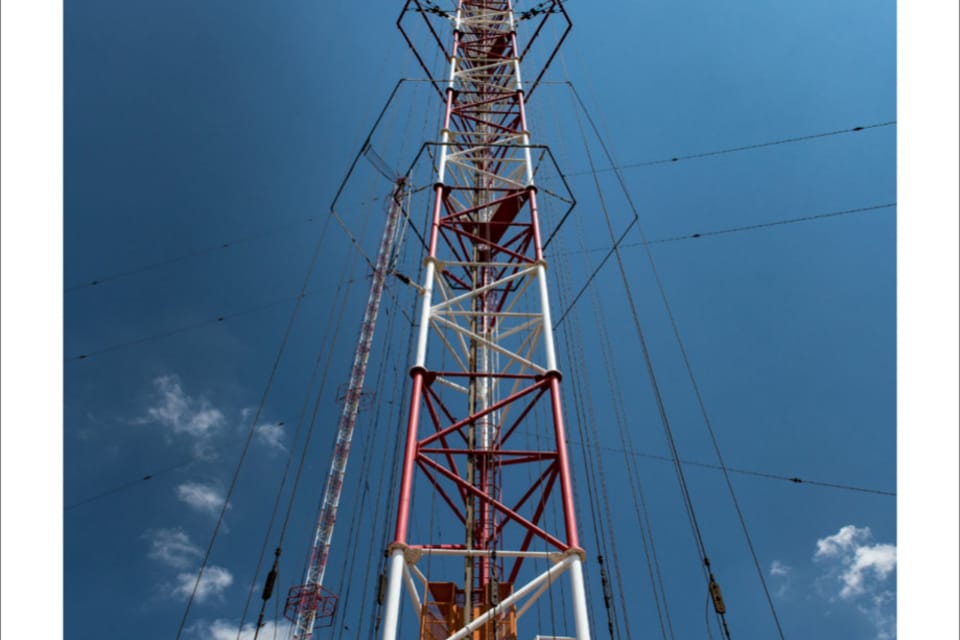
[384,2,588,638]
[417,454,566,551]
[432,315,545,375]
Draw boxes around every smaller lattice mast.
[285,178,409,639]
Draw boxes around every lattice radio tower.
[380,1,590,638]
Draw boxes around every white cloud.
[173,566,234,603]
[146,528,202,570]
[858,591,897,640]
[141,375,225,439]
[177,482,228,516]
[815,524,871,558]
[147,529,234,603]
[840,543,896,599]
[813,524,897,638]
[255,421,286,451]
[190,618,293,640]
[768,560,793,598]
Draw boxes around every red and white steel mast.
[285,179,409,639]
[383,2,589,638]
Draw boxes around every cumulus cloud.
[189,618,293,640]
[177,482,228,516]
[768,560,792,598]
[814,525,897,600]
[173,566,234,603]
[840,542,896,599]
[255,421,286,451]
[815,524,871,558]
[146,528,202,570]
[140,375,225,439]
[857,591,897,640]
[814,524,897,638]
[146,529,234,603]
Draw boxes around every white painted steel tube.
[414,260,436,368]
[568,557,592,639]
[536,264,559,372]
[437,130,451,184]
[515,564,565,620]
[522,133,535,186]
[402,562,421,613]
[380,548,407,640]
[432,265,536,311]
[445,556,574,640]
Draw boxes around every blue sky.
[62,0,895,638]
[1,1,957,640]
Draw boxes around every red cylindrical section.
[393,370,426,543]
[442,86,455,131]
[546,374,580,549]
[427,184,444,255]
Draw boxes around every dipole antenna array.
[285,178,410,639]
[382,2,589,639]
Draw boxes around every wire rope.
[568,80,791,639]
[554,240,616,638]
[349,306,403,639]
[367,321,417,639]
[238,83,398,634]
[64,216,322,293]
[549,155,622,637]
[332,295,400,638]
[238,228,367,638]
[174,207,336,640]
[65,289,322,363]
[569,226,636,640]
[560,45,675,635]
[363,77,436,640]
[537,57,624,639]
[260,35,408,640]
[562,119,896,177]
[330,92,412,637]
[566,78,732,640]
[69,430,888,528]
[346,67,431,640]
[563,260,635,639]
[553,202,896,259]
[367,190,427,640]
[525,79,604,639]
[638,203,895,245]
[63,458,195,511]
[589,280,674,640]
[590,445,896,497]
[330,117,408,632]
[550,202,894,328]
[255,180,386,640]
[64,117,892,296]
[65,273,413,364]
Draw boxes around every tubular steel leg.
[380,548,407,640]
[569,556,592,639]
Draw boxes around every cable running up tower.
[382,2,588,638]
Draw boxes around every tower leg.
[380,548,406,640]
[569,556,592,639]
